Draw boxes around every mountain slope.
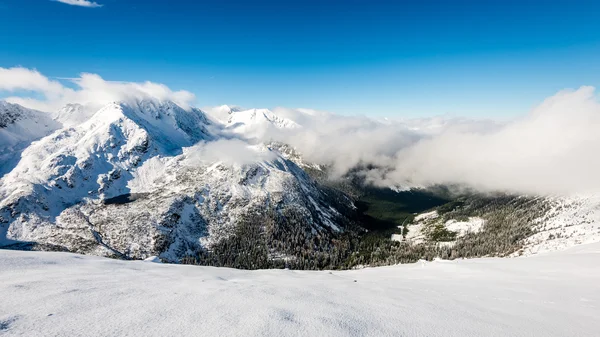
[0,101,62,175]
[264,143,600,262]
[0,100,353,263]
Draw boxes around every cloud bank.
[2,66,599,196]
[258,87,600,196]
[0,67,195,112]
[185,139,276,166]
[54,0,103,8]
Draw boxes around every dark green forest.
[182,181,543,270]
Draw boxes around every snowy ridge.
[0,100,349,260]
[204,104,243,124]
[0,100,209,209]
[0,100,208,247]
[63,145,349,261]
[268,142,323,171]
[0,101,62,175]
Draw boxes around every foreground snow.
[1,245,599,337]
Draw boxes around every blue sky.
[1,0,600,117]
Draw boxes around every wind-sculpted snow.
[1,244,599,336]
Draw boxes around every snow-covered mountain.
[0,100,351,262]
[219,107,300,138]
[0,101,62,176]
[204,104,243,124]
[51,103,98,128]
[2,98,600,266]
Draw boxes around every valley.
[0,99,599,271]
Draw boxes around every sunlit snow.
[1,244,599,336]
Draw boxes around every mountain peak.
[217,104,243,114]
[224,107,299,138]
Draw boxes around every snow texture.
[1,243,599,337]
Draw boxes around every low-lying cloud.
[385,86,600,196]
[261,87,600,196]
[184,139,276,166]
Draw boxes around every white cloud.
[184,139,276,166]
[0,67,67,98]
[53,0,103,8]
[381,86,600,195]
[256,87,600,196]
[260,107,500,180]
[0,67,195,112]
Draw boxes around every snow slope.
[0,100,210,220]
[0,101,62,175]
[400,195,600,255]
[1,243,599,337]
[518,195,600,256]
